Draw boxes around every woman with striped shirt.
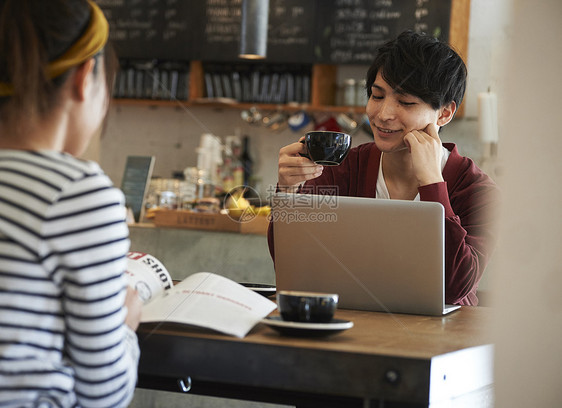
[0,1,142,407]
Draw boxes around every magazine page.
[125,252,174,303]
[141,272,277,338]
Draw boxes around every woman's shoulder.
[0,150,104,178]
[40,151,105,178]
[2,150,117,202]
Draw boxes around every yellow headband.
[0,0,109,97]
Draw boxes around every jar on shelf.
[343,78,357,107]
[156,178,180,209]
[196,169,215,200]
[158,190,177,210]
[145,178,162,210]
[178,180,196,210]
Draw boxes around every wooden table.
[136,307,494,408]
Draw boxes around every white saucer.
[239,283,276,297]
[261,316,353,337]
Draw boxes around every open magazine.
[125,252,277,338]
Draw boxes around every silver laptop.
[272,193,460,316]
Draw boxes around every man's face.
[366,72,442,153]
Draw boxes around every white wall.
[492,1,562,407]
[101,101,376,198]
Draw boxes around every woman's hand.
[403,123,444,187]
[278,138,324,192]
[124,286,143,331]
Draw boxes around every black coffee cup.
[277,291,339,323]
[299,131,351,166]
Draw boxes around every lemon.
[225,190,251,210]
[255,206,271,216]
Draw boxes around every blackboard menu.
[97,0,451,64]
[315,0,451,64]
[98,0,194,60]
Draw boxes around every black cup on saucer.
[277,291,339,323]
[299,131,351,166]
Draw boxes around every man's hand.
[278,138,324,192]
[403,123,444,187]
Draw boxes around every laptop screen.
[272,193,456,316]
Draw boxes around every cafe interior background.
[81,0,561,407]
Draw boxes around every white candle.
[478,91,499,143]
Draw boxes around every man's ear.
[72,58,96,101]
[436,101,457,127]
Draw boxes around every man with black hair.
[270,30,500,306]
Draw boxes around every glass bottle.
[343,78,357,106]
[221,145,235,193]
[231,140,244,189]
[241,135,253,187]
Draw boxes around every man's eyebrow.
[372,83,408,96]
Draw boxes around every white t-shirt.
[376,146,451,200]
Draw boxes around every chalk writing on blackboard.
[316,0,451,64]
[97,0,451,64]
[204,0,242,45]
[97,0,192,60]
[265,0,316,63]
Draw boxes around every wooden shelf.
[112,60,370,114]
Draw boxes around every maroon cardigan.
[268,142,500,306]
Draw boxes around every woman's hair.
[0,0,117,127]
[366,30,467,110]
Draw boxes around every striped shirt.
[0,150,139,408]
